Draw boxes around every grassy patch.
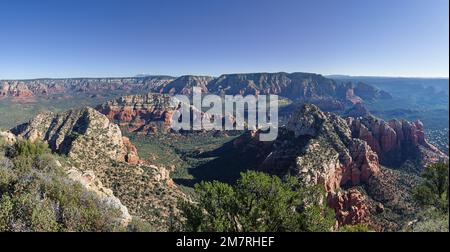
[125,131,254,189]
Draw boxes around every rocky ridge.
[208,72,390,102]
[160,75,214,95]
[0,130,133,225]
[11,107,138,163]
[0,76,174,98]
[232,104,444,229]
[347,114,448,170]
[1,73,390,111]
[260,104,380,190]
[233,104,381,225]
[96,93,236,134]
[10,107,185,229]
[96,93,179,134]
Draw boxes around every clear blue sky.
[0,0,448,79]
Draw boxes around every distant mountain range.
[1,71,448,232]
[0,72,391,111]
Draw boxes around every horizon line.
[1,72,449,81]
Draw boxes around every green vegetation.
[127,217,154,232]
[409,162,449,232]
[177,171,335,232]
[126,131,246,194]
[339,224,371,232]
[413,162,449,212]
[0,139,124,232]
[9,139,50,158]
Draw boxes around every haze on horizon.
[0,0,448,79]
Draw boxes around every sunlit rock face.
[11,107,138,163]
[232,104,381,226]
[0,77,174,98]
[258,104,380,191]
[347,115,448,170]
[96,93,179,134]
[10,106,186,230]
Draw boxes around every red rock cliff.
[347,116,448,168]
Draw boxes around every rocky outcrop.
[10,107,186,230]
[122,137,140,164]
[232,104,379,225]
[11,107,139,163]
[96,93,236,134]
[352,82,392,101]
[0,131,17,145]
[259,104,380,191]
[328,188,369,225]
[66,168,132,226]
[347,115,448,169]
[96,93,179,134]
[1,130,133,226]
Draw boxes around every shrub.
[0,166,15,193]
[30,198,59,232]
[410,208,449,232]
[6,139,50,158]
[0,138,6,151]
[0,194,13,231]
[0,141,124,232]
[339,224,371,232]
[127,217,154,232]
[413,162,449,212]
[178,171,335,232]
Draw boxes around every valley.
[1,72,448,232]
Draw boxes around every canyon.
[1,72,447,231]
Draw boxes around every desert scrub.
[178,171,335,232]
[409,162,449,232]
[127,217,154,232]
[0,140,124,232]
[413,162,449,212]
[0,138,6,150]
[8,139,50,158]
[339,224,372,232]
[408,208,449,232]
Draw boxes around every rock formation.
[0,131,133,226]
[207,72,390,105]
[0,76,174,98]
[1,73,390,111]
[11,107,139,163]
[96,93,179,134]
[96,93,236,134]
[160,75,213,95]
[10,107,186,230]
[66,168,133,226]
[328,188,369,225]
[0,82,34,98]
[344,103,371,118]
[0,131,17,145]
[347,115,448,169]
[259,104,380,191]
[232,104,380,225]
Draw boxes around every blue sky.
[0,0,448,79]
